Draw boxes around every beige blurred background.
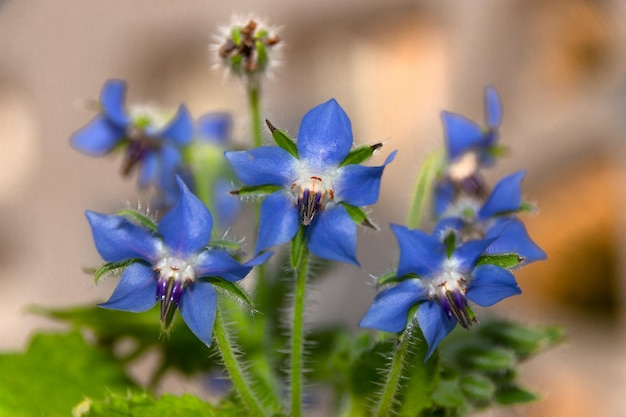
[1,0,626,416]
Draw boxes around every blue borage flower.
[359,223,521,359]
[226,99,396,265]
[440,86,502,198]
[71,79,193,205]
[85,178,271,346]
[435,170,546,266]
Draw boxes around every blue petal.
[452,238,495,274]
[98,263,157,312]
[100,79,130,127]
[297,99,353,171]
[391,224,445,278]
[255,192,300,253]
[485,85,502,128]
[307,204,358,266]
[195,250,272,282]
[70,115,124,156]
[213,180,242,230]
[486,218,547,265]
[442,111,484,161]
[433,178,456,217]
[359,279,427,333]
[86,211,161,262]
[156,145,184,205]
[478,170,525,220]
[179,281,217,347]
[158,178,213,258]
[158,105,193,146]
[467,264,521,306]
[336,150,397,206]
[417,301,457,359]
[226,147,297,187]
[138,152,158,188]
[197,112,232,145]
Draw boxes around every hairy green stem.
[406,150,444,229]
[213,306,267,417]
[290,247,309,417]
[373,318,417,417]
[248,82,263,148]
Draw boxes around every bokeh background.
[1,0,626,416]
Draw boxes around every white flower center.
[291,163,337,226]
[154,257,196,284]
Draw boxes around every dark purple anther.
[159,279,185,324]
[442,289,477,330]
[458,173,488,199]
[122,141,152,176]
[156,277,169,301]
[298,189,323,226]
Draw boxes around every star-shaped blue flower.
[86,178,271,347]
[359,224,521,359]
[435,170,546,265]
[71,79,194,205]
[442,85,502,166]
[225,99,395,265]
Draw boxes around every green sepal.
[230,184,283,196]
[376,272,418,287]
[290,226,307,270]
[486,144,507,159]
[339,143,382,167]
[93,258,145,284]
[231,26,242,45]
[205,277,254,309]
[495,385,538,405]
[117,209,158,233]
[519,201,538,212]
[265,119,298,158]
[256,40,268,69]
[207,240,243,254]
[342,203,377,229]
[476,254,523,269]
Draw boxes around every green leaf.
[93,258,145,284]
[476,254,523,269]
[431,378,465,408]
[495,385,538,405]
[74,392,227,417]
[206,277,254,309]
[459,373,496,401]
[339,143,382,167]
[342,203,377,229]
[230,184,283,196]
[117,209,158,233]
[290,226,306,270]
[478,321,565,358]
[456,345,516,372]
[0,332,135,417]
[265,119,298,158]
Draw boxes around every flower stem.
[290,246,309,417]
[373,317,417,417]
[213,305,267,417]
[406,149,444,229]
[248,82,263,148]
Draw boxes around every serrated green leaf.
[230,184,283,196]
[476,254,523,269]
[342,203,377,229]
[74,392,226,417]
[265,119,298,158]
[339,143,382,167]
[0,332,135,417]
[290,226,306,270]
[117,209,158,233]
[206,277,253,308]
[94,258,145,283]
[495,385,538,405]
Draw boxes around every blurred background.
[1,0,625,416]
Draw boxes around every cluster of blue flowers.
[72,79,543,363]
[360,86,545,358]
